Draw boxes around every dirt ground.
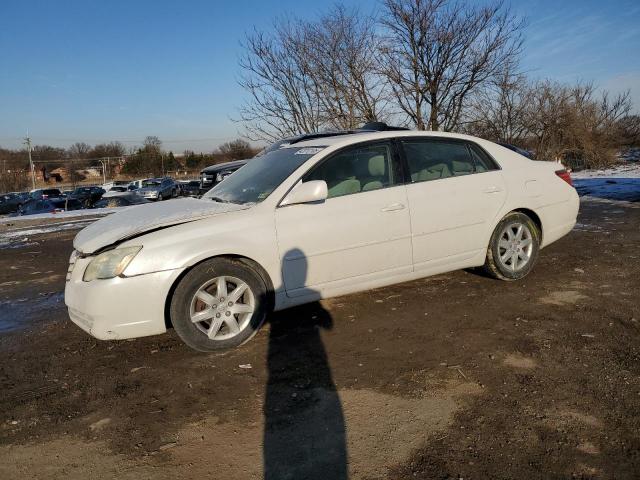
[0,198,639,479]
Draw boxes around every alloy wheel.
[189,276,255,341]
[497,222,534,272]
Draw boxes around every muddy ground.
[0,198,639,479]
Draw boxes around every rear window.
[401,139,499,182]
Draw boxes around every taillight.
[555,169,573,186]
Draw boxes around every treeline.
[0,137,258,192]
[237,0,639,168]
[120,137,259,175]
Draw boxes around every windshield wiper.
[209,196,245,204]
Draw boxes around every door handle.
[483,186,503,194]
[381,202,406,212]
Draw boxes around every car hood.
[73,198,249,254]
[137,187,160,193]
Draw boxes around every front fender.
[119,208,283,293]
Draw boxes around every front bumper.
[65,256,183,340]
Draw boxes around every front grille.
[201,173,215,187]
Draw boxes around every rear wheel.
[483,212,540,281]
[170,258,269,351]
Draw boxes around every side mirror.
[280,180,328,207]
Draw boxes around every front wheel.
[170,258,269,351]
[483,212,540,281]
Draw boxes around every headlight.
[83,246,142,281]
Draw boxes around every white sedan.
[65,130,579,351]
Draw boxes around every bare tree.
[237,6,387,140]
[90,141,126,158]
[380,0,524,131]
[238,22,323,141]
[300,5,388,129]
[143,136,162,154]
[68,142,91,159]
[217,139,257,160]
[463,68,531,144]
[523,80,633,167]
[616,114,640,147]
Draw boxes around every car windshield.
[188,181,200,186]
[202,146,324,204]
[142,180,161,187]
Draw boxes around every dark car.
[199,159,248,194]
[68,186,105,207]
[106,184,138,194]
[94,194,150,208]
[0,192,30,214]
[12,198,83,216]
[179,180,201,197]
[498,142,533,159]
[30,188,64,200]
[135,177,178,201]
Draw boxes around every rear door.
[275,141,412,297]
[400,138,507,270]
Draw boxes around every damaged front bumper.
[64,253,183,340]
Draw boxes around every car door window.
[303,143,395,198]
[468,144,500,172]
[402,140,477,182]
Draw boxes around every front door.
[275,141,413,297]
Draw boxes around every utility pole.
[99,159,107,185]
[24,135,36,190]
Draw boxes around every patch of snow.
[572,163,640,204]
[0,206,121,224]
[0,220,95,249]
[572,163,640,179]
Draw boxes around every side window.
[402,140,475,182]
[303,143,394,198]
[468,143,500,172]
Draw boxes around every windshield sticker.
[295,147,324,155]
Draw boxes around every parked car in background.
[102,184,138,198]
[68,186,105,207]
[135,177,178,201]
[128,179,149,190]
[102,180,132,191]
[179,180,201,197]
[498,142,533,159]
[13,197,83,216]
[66,126,579,352]
[93,194,150,209]
[30,188,64,200]
[199,159,248,194]
[0,192,30,214]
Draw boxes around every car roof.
[284,130,484,149]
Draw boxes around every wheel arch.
[511,207,543,242]
[163,253,275,330]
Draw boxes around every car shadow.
[263,248,348,480]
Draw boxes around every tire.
[170,257,270,352]
[483,212,540,281]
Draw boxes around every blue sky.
[0,0,638,152]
